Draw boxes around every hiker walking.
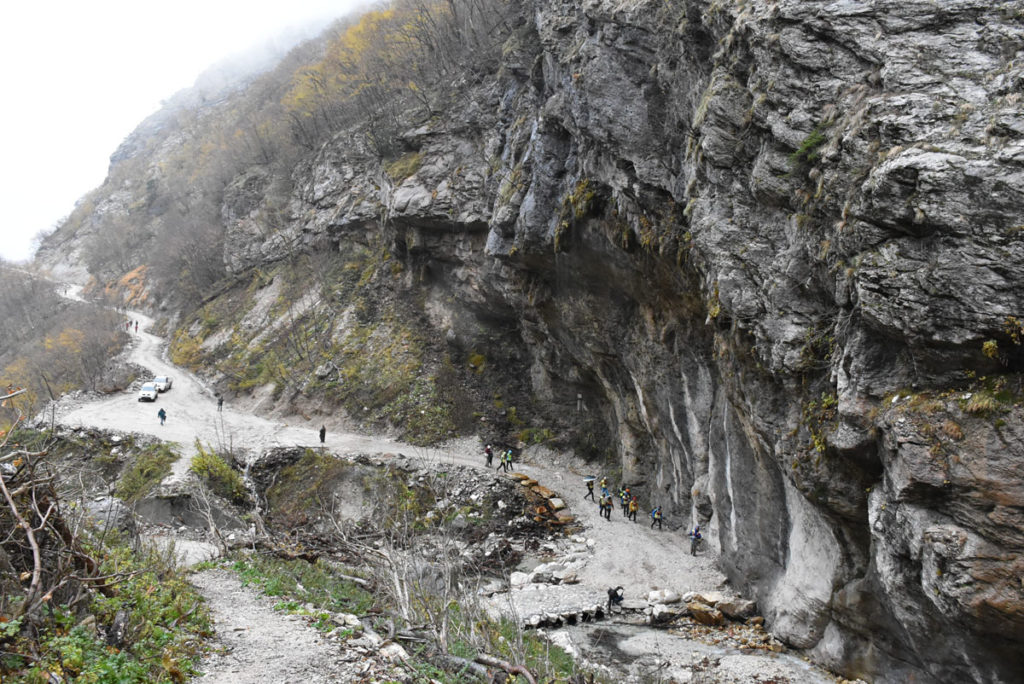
[134,321,138,333]
[157,408,167,426]
[628,496,638,522]
[602,495,613,520]
[584,478,595,501]
[485,444,494,467]
[216,394,224,412]
[688,525,703,555]
[650,505,663,530]
[319,425,326,445]
[505,449,514,470]
[599,477,609,498]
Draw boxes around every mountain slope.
[36,1,1024,681]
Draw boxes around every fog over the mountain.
[0,0,366,263]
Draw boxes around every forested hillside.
[0,265,129,422]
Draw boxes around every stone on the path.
[531,562,565,584]
[620,598,648,612]
[553,569,578,584]
[478,579,505,596]
[548,497,566,510]
[379,643,408,661]
[510,571,531,588]
[648,589,681,605]
[532,485,555,498]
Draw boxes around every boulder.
[548,497,566,511]
[651,603,686,623]
[686,590,725,606]
[687,602,725,626]
[718,597,757,620]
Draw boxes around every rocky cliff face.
[231,2,1023,680]
[48,0,1024,681]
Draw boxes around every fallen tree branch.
[432,653,490,681]
[474,653,538,684]
[335,572,371,587]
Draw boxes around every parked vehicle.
[153,376,173,392]
[138,382,158,402]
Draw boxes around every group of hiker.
[484,444,516,472]
[584,476,703,551]
[585,476,665,529]
[481,444,703,552]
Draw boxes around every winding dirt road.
[56,310,434,484]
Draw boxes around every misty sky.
[0,0,364,263]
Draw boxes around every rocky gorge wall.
[90,0,1024,681]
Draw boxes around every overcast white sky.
[0,1,364,262]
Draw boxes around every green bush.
[5,541,211,682]
[790,126,827,167]
[190,441,248,503]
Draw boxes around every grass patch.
[229,554,375,615]
[115,443,179,503]
[964,391,1000,414]
[385,151,424,182]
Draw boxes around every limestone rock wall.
[223,1,1024,681]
